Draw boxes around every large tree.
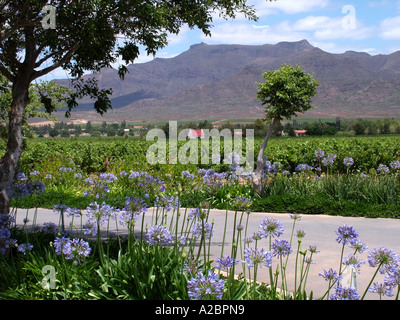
[252,64,319,195]
[0,0,263,215]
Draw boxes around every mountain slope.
[56,40,400,122]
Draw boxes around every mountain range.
[55,39,400,123]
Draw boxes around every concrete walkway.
[12,207,400,300]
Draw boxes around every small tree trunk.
[252,118,278,196]
[0,77,30,215]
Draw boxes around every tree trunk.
[252,118,278,196]
[0,76,30,215]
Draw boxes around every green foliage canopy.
[256,64,319,122]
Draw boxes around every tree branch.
[31,43,80,80]
[0,63,15,82]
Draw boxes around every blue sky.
[45,0,400,79]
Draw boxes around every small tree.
[252,64,319,195]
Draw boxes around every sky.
[44,0,400,80]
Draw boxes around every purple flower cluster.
[367,247,399,274]
[335,225,359,246]
[330,284,360,300]
[343,157,354,167]
[146,225,174,246]
[181,170,195,180]
[197,169,226,188]
[86,202,119,231]
[10,179,45,199]
[319,268,342,283]
[187,270,225,300]
[258,217,284,239]
[243,247,273,269]
[390,160,400,170]
[192,221,213,240]
[120,196,147,227]
[155,195,179,212]
[272,239,292,257]
[377,164,390,174]
[0,215,17,255]
[215,255,238,270]
[232,196,253,211]
[322,153,337,167]
[53,236,91,264]
[295,163,314,173]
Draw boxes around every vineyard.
[6,134,400,218]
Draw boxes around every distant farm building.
[294,130,307,137]
[188,129,205,139]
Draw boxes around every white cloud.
[201,22,307,45]
[380,16,400,39]
[293,16,337,31]
[290,15,375,40]
[256,0,330,15]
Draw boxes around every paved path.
[12,207,400,300]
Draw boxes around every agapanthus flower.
[54,236,91,264]
[390,160,400,170]
[99,172,118,183]
[0,214,14,228]
[74,173,82,179]
[295,163,314,172]
[65,207,82,217]
[146,225,174,246]
[319,268,342,283]
[368,282,394,298]
[385,268,400,288]
[289,212,302,221]
[192,221,213,239]
[17,243,33,255]
[272,239,292,257]
[243,247,273,269]
[296,229,306,239]
[16,172,28,181]
[322,157,334,167]
[187,270,225,300]
[330,285,360,300]
[350,240,368,254]
[335,225,358,246]
[232,196,253,211]
[86,202,117,226]
[0,220,18,255]
[377,164,389,174]
[314,149,325,159]
[368,247,400,274]
[120,196,147,227]
[40,222,58,235]
[128,171,140,179]
[154,195,179,212]
[27,180,45,195]
[258,217,284,239]
[181,170,195,180]
[342,253,365,273]
[188,208,201,220]
[53,204,69,213]
[215,255,239,270]
[82,221,98,237]
[343,157,354,167]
